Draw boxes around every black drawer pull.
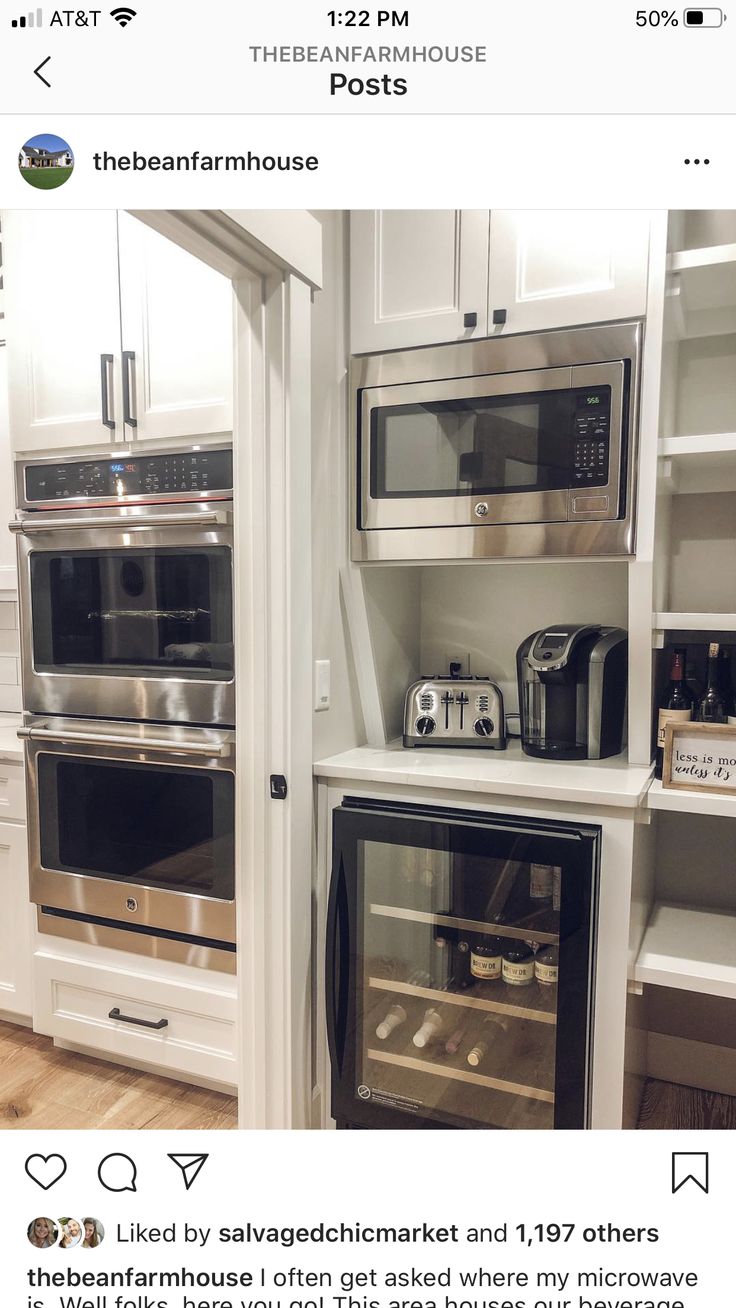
[108,1006,168,1031]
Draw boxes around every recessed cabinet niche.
[3,210,233,451]
[350,210,652,354]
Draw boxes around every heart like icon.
[25,1153,67,1190]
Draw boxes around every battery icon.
[684,8,724,23]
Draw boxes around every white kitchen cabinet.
[0,817,32,1020]
[488,210,651,336]
[3,210,123,451]
[350,210,651,354]
[3,210,233,454]
[117,213,233,441]
[350,210,490,353]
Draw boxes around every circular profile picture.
[27,1217,59,1249]
[58,1218,84,1249]
[18,133,74,190]
[82,1217,105,1249]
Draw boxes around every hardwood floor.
[637,1077,736,1130]
[0,1020,238,1129]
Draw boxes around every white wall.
[310,211,364,760]
[419,561,630,721]
[0,340,21,713]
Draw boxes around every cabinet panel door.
[118,214,233,442]
[351,210,490,353]
[0,821,32,1019]
[488,211,651,336]
[3,210,122,451]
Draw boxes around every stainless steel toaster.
[403,677,506,749]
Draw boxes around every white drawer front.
[0,761,26,823]
[33,952,237,1086]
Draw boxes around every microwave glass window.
[38,755,235,899]
[30,547,233,680]
[370,388,610,499]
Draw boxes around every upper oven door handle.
[9,509,232,534]
[17,726,233,758]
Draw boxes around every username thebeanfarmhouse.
[93,151,320,171]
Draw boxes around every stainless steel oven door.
[359,362,624,531]
[13,503,234,725]
[23,717,236,944]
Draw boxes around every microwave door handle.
[17,726,232,758]
[9,509,231,533]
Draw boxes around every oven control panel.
[571,388,611,487]
[24,449,233,504]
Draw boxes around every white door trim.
[234,269,313,1129]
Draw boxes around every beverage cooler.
[326,799,600,1130]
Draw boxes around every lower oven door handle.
[108,1006,169,1031]
[9,509,231,532]
[18,726,232,758]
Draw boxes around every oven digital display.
[24,450,233,502]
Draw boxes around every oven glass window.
[370,389,579,499]
[30,547,233,680]
[38,755,235,900]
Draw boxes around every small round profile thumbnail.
[82,1217,105,1249]
[19,133,74,189]
[58,1218,84,1248]
[27,1217,59,1249]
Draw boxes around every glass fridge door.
[327,800,599,1130]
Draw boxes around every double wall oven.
[13,442,236,972]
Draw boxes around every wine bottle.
[655,647,693,778]
[469,934,503,982]
[466,1013,511,1067]
[444,1018,471,1055]
[375,1004,407,1040]
[502,939,535,987]
[534,944,559,988]
[412,1007,444,1048]
[696,642,727,724]
[717,645,736,722]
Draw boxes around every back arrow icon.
[34,56,51,87]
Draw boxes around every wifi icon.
[110,6,136,25]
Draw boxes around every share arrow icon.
[167,1153,209,1190]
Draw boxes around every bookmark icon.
[167,1153,209,1191]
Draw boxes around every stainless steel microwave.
[351,321,642,562]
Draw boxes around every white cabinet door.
[0,821,31,1020]
[488,211,651,336]
[118,214,233,442]
[350,210,490,353]
[3,210,123,451]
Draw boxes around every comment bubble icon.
[98,1153,137,1193]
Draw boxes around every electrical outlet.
[314,659,331,711]
[445,652,471,677]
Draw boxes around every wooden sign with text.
[662,721,736,796]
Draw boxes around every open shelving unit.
[639,210,736,1109]
[635,902,736,1002]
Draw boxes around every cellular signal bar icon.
[11,7,43,25]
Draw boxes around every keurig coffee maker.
[517,624,628,760]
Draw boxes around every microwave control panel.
[571,388,610,487]
[24,449,233,503]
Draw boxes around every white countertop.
[314,738,653,809]
[0,714,24,762]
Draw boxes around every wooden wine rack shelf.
[367,1048,555,1104]
[370,903,559,945]
[369,976,557,1025]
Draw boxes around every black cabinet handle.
[100,354,115,431]
[108,1006,168,1031]
[463,311,478,329]
[325,855,350,1076]
[492,308,508,326]
[122,350,137,428]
